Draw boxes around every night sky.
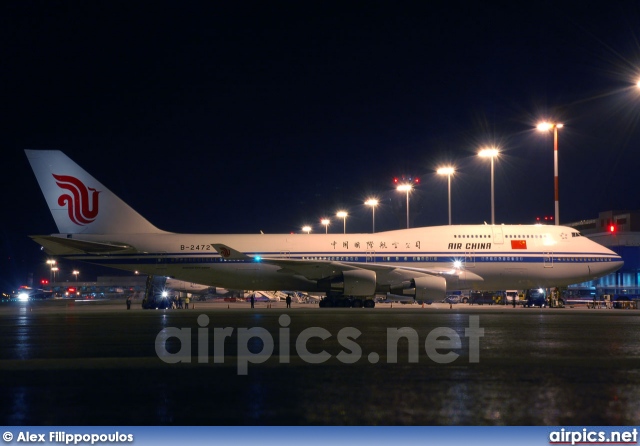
[2,1,640,289]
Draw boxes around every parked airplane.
[26,150,623,308]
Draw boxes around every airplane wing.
[211,243,359,279]
[261,258,484,283]
[211,243,484,283]
[373,264,485,283]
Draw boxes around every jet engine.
[318,269,377,296]
[388,274,447,302]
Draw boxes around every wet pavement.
[1,299,640,425]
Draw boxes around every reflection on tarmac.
[1,299,640,425]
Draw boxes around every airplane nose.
[612,259,624,272]
[601,258,624,276]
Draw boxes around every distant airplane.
[26,150,623,308]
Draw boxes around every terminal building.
[567,210,640,296]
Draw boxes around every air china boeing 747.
[26,150,623,308]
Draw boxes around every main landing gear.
[319,296,376,308]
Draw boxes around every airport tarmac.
[1,299,640,425]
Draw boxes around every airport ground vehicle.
[444,295,461,304]
[524,288,546,307]
[505,290,519,304]
[469,291,503,305]
[444,291,470,304]
[141,294,172,309]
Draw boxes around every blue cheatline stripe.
[57,249,622,258]
[60,250,620,258]
[61,252,621,267]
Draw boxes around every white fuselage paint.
[46,224,622,297]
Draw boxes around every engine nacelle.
[413,275,446,301]
[389,275,446,302]
[320,269,377,296]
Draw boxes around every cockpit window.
[572,232,581,237]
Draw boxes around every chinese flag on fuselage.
[511,240,527,249]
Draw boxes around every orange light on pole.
[478,148,499,225]
[396,184,413,229]
[436,166,455,225]
[336,211,348,234]
[46,259,56,283]
[321,218,330,234]
[537,122,563,225]
[51,266,59,283]
[364,198,379,233]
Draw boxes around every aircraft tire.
[352,298,363,308]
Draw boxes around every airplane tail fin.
[25,150,165,234]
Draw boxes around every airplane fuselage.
[36,224,622,298]
[25,150,624,304]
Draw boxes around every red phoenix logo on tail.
[219,247,231,258]
[53,174,101,225]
